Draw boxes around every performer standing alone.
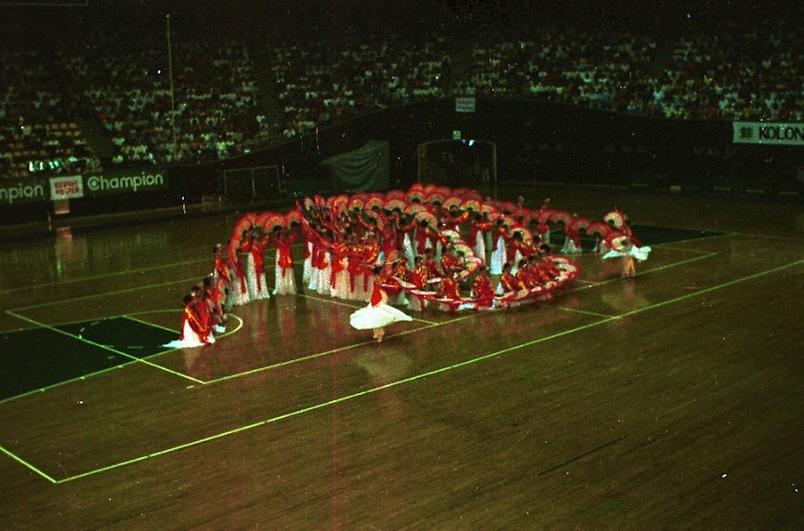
[349,265,413,342]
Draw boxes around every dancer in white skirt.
[489,220,508,275]
[245,234,271,300]
[603,235,652,279]
[163,295,215,348]
[350,267,412,342]
[273,228,297,295]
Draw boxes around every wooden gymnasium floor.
[0,185,802,528]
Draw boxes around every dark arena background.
[1,0,802,527]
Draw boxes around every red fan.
[386,190,406,201]
[408,182,424,193]
[407,189,424,203]
[256,211,274,230]
[405,203,425,216]
[451,187,475,199]
[385,198,406,212]
[442,196,463,210]
[426,192,446,205]
[453,242,474,257]
[586,220,613,238]
[313,194,326,207]
[462,199,481,212]
[348,197,365,212]
[499,201,517,214]
[435,186,452,197]
[548,210,573,226]
[416,211,438,227]
[365,196,384,211]
[233,212,257,234]
[510,226,533,243]
[422,184,437,195]
[604,209,625,229]
[536,208,552,224]
[501,215,515,228]
[285,210,303,227]
[571,216,592,231]
[480,203,497,216]
[264,213,286,232]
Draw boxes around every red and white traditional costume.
[349,276,413,330]
[273,230,297,295]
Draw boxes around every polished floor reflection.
[0,186,802,528]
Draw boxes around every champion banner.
[84,168,167,196]
[733,121,804,146]
[0,178,48,205]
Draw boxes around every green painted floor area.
[57,317,175,359]
[0,317,176,403]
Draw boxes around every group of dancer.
[166,183,651,345]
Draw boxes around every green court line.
[58,315,618,483]
[0,257,210,295]
[0,315,122,335]
[0,444,58,484]
[12,264,281,312]
[10,277,204,312]
[0,313,245,406]
[618,258,804,318]
[11,256,802,484]
[200,312,485,385]
[122,314,177,334]
[0,362,135,407]
[557,307,619,319]
[565,252,718,294]
[199,322,436,385]
[650,245,720,254]
[5,310,204,385]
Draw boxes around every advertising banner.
[84,168,168,196]
[733,121,804,146]
[49,175,84,200]
[455,97,476,113]
[0,178,48,205]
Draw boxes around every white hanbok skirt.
[473,232,486,264]
[402,233,416,267]
[302,242,313,284]
[163,321,215,349]
[489,237,506,275]
[315,254,332,295]
[246,254,270,300]
[603,245,652,262]
[350,302,413,330]
[274,254,297,295]
[561,238,582,254]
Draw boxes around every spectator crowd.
[1,27,800,179]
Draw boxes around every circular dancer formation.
[168,184,651,346]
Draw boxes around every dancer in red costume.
[163,294,214,348]
[471,265,495,309]
[273,227,297,295]
[349,266,413,342]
